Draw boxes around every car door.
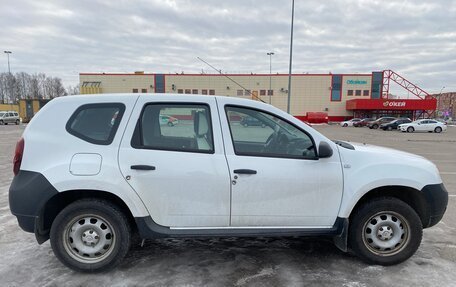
[218,100,343,227]
[118,96,231,227]
[416,120,429,131]
[7,113,13,123]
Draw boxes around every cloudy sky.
[1,0,455,94]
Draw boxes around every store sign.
[346,80,368,85]
[383,101,406,107]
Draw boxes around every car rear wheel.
[349,197,422,265]
[434,127,442,133]
[343,123,348,127]
[0,120,3,125]
[50,199,131,272]
[407,127,414,133]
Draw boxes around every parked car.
[0,111,20,125]
[240,116,266,127]
[159,114,179,126]
[353,118,374,127]
[9,94,448,272]
[399,119,447,133]
[340,118,361,127]
[380,118,411,131]
[367,117,396,129]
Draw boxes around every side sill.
[135,216,348,240]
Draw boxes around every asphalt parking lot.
[0,124,455,287]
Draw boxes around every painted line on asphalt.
[440,172,456,175]
[449,195,456,197]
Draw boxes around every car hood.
[345,142,425,160]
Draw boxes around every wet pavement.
[0,124,455,287]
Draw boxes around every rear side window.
[131,103,214,153]
[66,103,125,145]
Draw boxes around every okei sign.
[346,98,437,111]
[383,101,406,108]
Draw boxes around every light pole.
[438,86,445,118]
[4,51,12,74]
[286,0,295,113]
[267,52,274,104]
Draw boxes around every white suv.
[0,111,20,125]
[9,94,448,272]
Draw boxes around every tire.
[243,123,248,127]
[349,197,422,266]
[261,124,266,128]
[343,123,348,127]
[0,120,3,125]
[15,119,20,125]
[434,127,442,133]
[372,124,378,129]
[167,122,173,127]
[387,126,392,131]
[50,199,131,273]
[407,127,414,133]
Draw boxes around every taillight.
[13,137,24,176]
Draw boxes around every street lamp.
[267,52,274,104]
[287,0,295,113]
[438,86,445,118]
[4,51,12,74]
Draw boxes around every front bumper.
[421,183,449,228]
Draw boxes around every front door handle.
[233,169,257,175]
[131,165,156,170]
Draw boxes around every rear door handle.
[131,165,156,170]
[233,169,257,174]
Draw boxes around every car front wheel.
[349,197,422,265]
[50,199,131,272]
[407,127,414,133]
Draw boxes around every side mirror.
[318,141,333,158]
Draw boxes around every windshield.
[0,112,5,117]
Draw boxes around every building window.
[331,75,342,101]
[347,90,354,96]
[141,89,147,93]
[209,89,215,95]
[202,89,208,95]
[185,89,191,94]
[267,90,273,96]
[237,90,244,96]
[371,72,383,99]
[192,89,198,94]
[244,90,251,96]
[363,90,369,96]
[355,90,362,96]
[177,89,183,94]
[133,89,138,93]
[260,90,266,96]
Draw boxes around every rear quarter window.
[66,103,125,145]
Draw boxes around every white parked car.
[399,119,447,133]
[9,94,448,272]
[340,118,361,127]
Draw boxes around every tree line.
[0,72,79,104]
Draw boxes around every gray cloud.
[1,0,455,93]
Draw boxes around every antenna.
[197,57,265,103]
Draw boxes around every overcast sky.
[1,0,455,94]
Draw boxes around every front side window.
[66,103,125,145]
[133,104,214,153]
[225,106,316,159]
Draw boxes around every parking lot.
[0,124,455,287]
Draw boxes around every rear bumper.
[9,170,58,237]
[422,183,448,228]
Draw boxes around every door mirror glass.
[318,141,333,158]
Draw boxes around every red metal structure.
[381,70,435,118]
